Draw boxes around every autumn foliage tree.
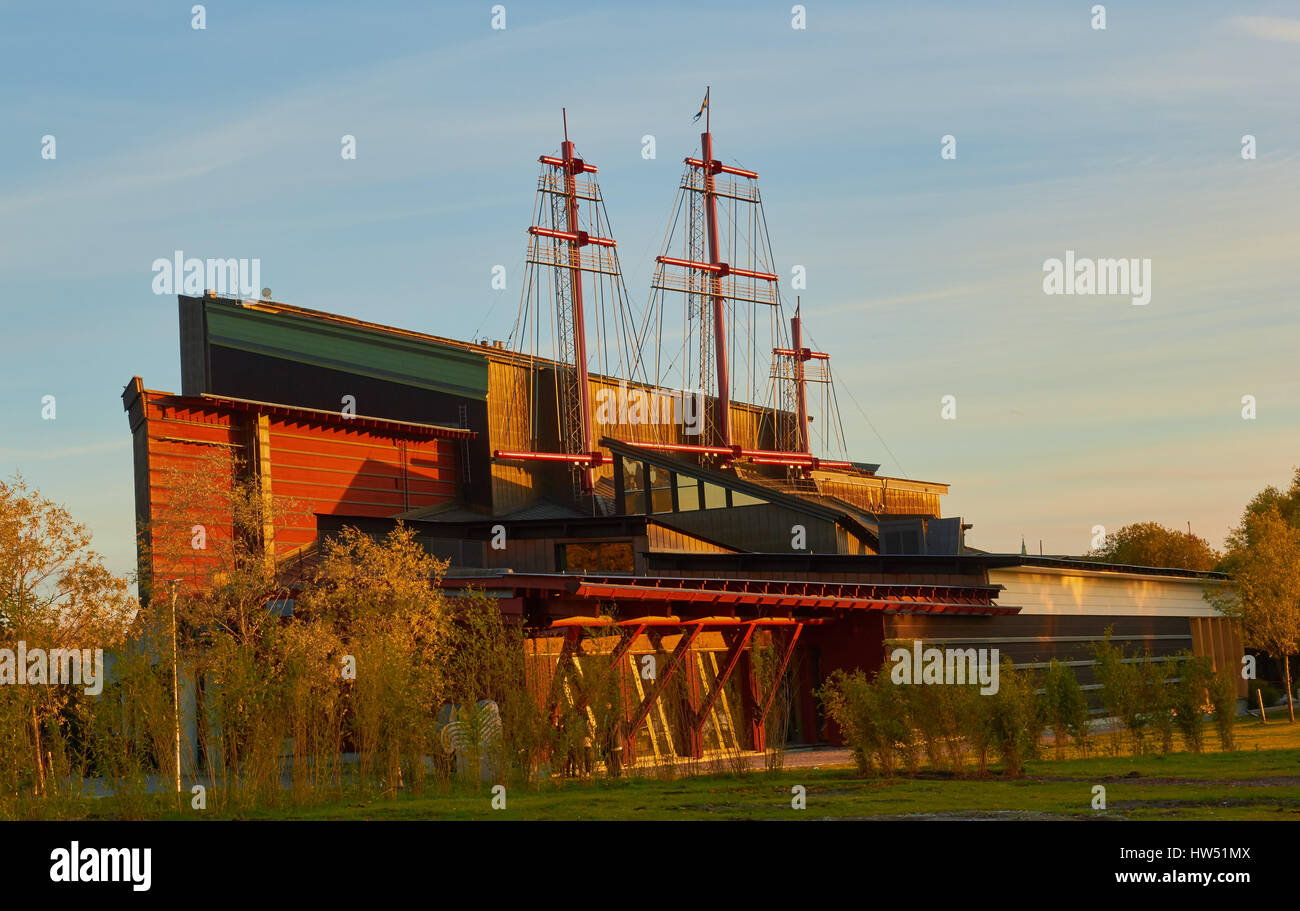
[1210,472,1300,723]
[1086,521,1220,571]
[0,475,136,801]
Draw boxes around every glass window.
[559,541,635,573]
[622,459,646,514]
[675,473,701,511]
[648,464,673,514]
[730,490,767,507]
[702,482,728,510]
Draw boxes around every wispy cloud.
[1232,16,1300,43]
[0,440,129,461]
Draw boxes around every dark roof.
[436,571,1015,617]
[121,377,475,440]
[642,550,1226,581]
[314,511,734,552]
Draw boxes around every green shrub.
[934,683,974,775]
[1171,652,1211,754]
[1141,657,1176,755]
[1043,660,1089,759]
[1091,631,1147,755]
[1247,681,1281,708]
[1208,667,1239,751]
[818,670,915,777]
[903,682,948,771]
[983,660,1041,778]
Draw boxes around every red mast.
[498,111,633,494]
[791,303,810,454]
[559,110,595,493]
[664,90,777,449]
[772,296,833,470]
[699,94,732,448]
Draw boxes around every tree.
[1229,467,1300,538]
[0,474,134,644]
[1086,521,1220,570]
[1209,506,1300,722]
[1043,659,1089,759]
[0,475,136,797]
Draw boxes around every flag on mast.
[693,88,709,123]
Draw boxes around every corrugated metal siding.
[1190,616,1248,698]
[136,390,461,585]
[657,504,839,554]
[815,477,944,517]
[265,417,457,552]
[488,358,545,513]
[987,567,1222,618]
[884,613,1196,698]
[141,397,244,584]
[645,524,737,554]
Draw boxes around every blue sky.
[2,0,1298,580]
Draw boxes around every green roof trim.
[204,302,489,400]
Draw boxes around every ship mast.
[497,111,638,501]
[642,93,850,469]
[698,93,733,448]
[558,110,596,492]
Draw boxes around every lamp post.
[166,579,182,799]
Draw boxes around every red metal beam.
[545,627,583,725]
[539,154,597,174]
[609,439,852,469]
[493,449,604,466]
[758,623,803,723]
[691,624,756,745]
[568,623,644,717]
[746,456,853,469]
[684,157,758,179]
[655,255,777,282]
[625,625,701,738]
[528,226,616,248]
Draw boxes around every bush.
[1247,681,1281,708]
[1208,667,1239,751]
[818,670,914,777]
[903,682,948,771]
[1141,658,1176,755]
[1043,660,1089,759]
[1091,631,1148,755]
[983,661,1041,778]
[932,684,975,774]
[1171,653,1212,754]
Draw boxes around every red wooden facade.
[123,377,472,594]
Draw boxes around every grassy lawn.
[86,718,1296,822]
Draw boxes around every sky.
[1,0,1298,582]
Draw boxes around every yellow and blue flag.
[693,89,709,123]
